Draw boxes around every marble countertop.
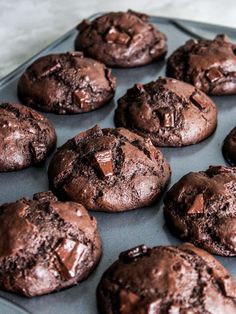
[1,0,236,78]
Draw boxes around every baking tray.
[0,14,235,314]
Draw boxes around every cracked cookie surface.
[48,125,171,212]
[164,166,236,256]
[0,191,102,297]
[97,243,236,314]
[18,52,116,114]
[0,103,56,171]
[75,10,167,68]
[115,77,217,147]
[167,34,236,95]
[222,127,236,166]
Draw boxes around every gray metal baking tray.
[0,14,235,314]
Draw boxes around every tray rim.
[1,13,236,89]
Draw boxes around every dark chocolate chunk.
[119,245,149,262]
[39,61,62,79]
[55,239,87,279]
[206,67,223,82]
[93,150,113,178]
[187,194,204,214]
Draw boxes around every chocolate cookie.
[222,127,236,165]
[97,243,236,313]
[0,103,56,171]
[164,166,236,256]
[18,52,116,114]
[75,10,167,68]
[0,191,102,297]
[115,77,217,147]
[48,125,171,212]
[167,34,236,95]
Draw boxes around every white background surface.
[0,0,236,78]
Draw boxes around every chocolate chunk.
[190,91,206,110]
[39,61,62,79]
[144,138,158,159]
[163,112,175,128]
[75,11,167,68]
[73,89,90,109]
[105,27,130,45]
[93,150,113,178]
[187,194,204,214]
[55,239,87,279]
[29,142,47,161]
[119,245,149,263]
[206,68,223,82]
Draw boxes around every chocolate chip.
[157,109,175,128]
[190,91,206,110]
[73,89,90,109]
[163,112,175,128]
[93,150,113,178]
[73,125,103,145]
[55,238,87,279]
[206,68,223,82]
[187,194,204,214]
[105,27,130,45]
[29,142,46,161]
[144,138,158,159]
[39,61,62,79]
[119,245,150,263]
